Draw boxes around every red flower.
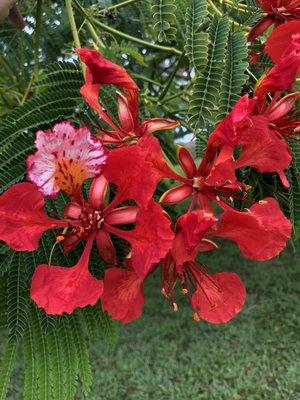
[30,234,103,314]
[102,267,145,324]
[0,183,67,251]
[248,0,300,42]
[160,143,244,211]
[209,96,292,186]
[213,197,292,261]
[162,211,246,324]
[77,48,179,145]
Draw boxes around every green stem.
[104,0,140,12]
[66,0,85,74]
[86,21,106,49]
[92,18,182,55]
[131,73,164,87]
[33,0,43,81]
[158,51,186,101]
[21,0,43,104]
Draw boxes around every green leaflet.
[185,0,209,71]
[7,252,29,342]
[152,0,177,43]
[188,16,230,133]
[218,29,249,119]
[0,340,17,400]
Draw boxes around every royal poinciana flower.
[248,0,300,42]
[0,120,174,314]
[77,48,179,146]
[208,95,293,186]
[101,198,291,325]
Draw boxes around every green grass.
[87,244,300,400]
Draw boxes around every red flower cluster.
[0,46,297,326]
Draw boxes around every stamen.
[172,302,178,312]
[259,200,268,205]
[193,312,201,322]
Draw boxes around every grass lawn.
[87,244,300,400]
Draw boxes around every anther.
[172,302,178,312]
[193,312,201,322]
[259,200,268,205]
[181,288,188,295]
[56,235,65,242]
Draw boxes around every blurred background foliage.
[0,1,299,399]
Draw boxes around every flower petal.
[108,200,174,276]
[191,272,246,324]
[255,33,300,98]
[160,184,193,205]
[104,135,181,208]
[213,198,292,261]
[30,235,103,314]
[95,230,116,265]
[88,175,109,211]
[234,116,292,187]
[27,122,107,197]
[105,206,139,225]
[0,183,66,251]
[177,210,216,252]
[77,48,139,130]
[265,21,300,63]
[102,268,145,324]
[176,146,197,178]
[139,118,179,136]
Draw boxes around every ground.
[88,243,300,400]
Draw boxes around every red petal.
[235,116,292,187]
[77,48,139,130]
[95,230,116,265]
[247,15,274,42]
[108,200,174,276]
[63,202,82,219]
[102,268,145,324]
[176,146,196,178]
[139,118,179,136]
[88,176,109,210]
[265,21,300,63]
[255,34,300,98]
[0,183,66,251]
[30,235,103,314]
[177,210,216,252]
[207,95,256,148]
[105,206,139,225]
[160,184,193,205]
[213,198,292,261]
[116,92,134,133]
[77,48,138,90]
[264,92,300,121]
[104,135,182,208]
[191,272,246,324]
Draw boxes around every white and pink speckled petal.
[27,122,108,197]
[27,153,58,197]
